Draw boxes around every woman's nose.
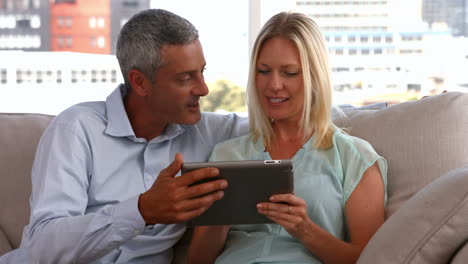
[268,72,282,91]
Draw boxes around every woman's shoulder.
[332,130,379,158]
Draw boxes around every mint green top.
[209,130,387,264]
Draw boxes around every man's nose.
[193,75,209,96]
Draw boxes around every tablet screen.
[182,160,294,226]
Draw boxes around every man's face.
[147,39,208,125]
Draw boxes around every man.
[1,9,247,263]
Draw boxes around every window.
[65,17,72,28]
[89,17,96,28]
[36,70,42,83]
[111,69,117,83]
[30,15,40,28]
[55,0,76,3]
[90,36,96,47]
[57,16,63,27]
[1,69,6,84]
[56,70,62,83]
[97,36,105,48]
[66,36,72,48]
[123,0,139,7]
[101,70,107,82]
[17,19,30,28]
[97,17,104,28]
[57,37,64,48]
[0,0,466,115]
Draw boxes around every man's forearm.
[25,196,145,263]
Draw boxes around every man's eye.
[178,75,191,82]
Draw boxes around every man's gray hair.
[116,9,199,88]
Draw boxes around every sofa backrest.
[2,92,468,255]
[334,91,468,218]
[0,113,54,249]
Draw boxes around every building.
[0,50,123,114]
[51,0,149,54]
[261,0,460,97]
[1,0,149,54]
[50,0,111,53]
[0,0,50,51]
[423,0,467,36]
[110,0,150,54]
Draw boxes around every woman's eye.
[257,69,270,74]
[284,72,298,76]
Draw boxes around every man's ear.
[128,69,151,96]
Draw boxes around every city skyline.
[0,0,467,114]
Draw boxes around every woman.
[187,12,387,264]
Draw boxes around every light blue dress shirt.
[3,84,248,264]
[209,132,387,264]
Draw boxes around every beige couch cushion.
[335,92,468,218]
[0,113,54,249]
[357,167,468,263]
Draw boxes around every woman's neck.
[267,119,310,160]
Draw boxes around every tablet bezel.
[181,159,294,226]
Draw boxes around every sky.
[151,0,250,86]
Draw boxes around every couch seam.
[404,191,468,263]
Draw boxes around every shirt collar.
[253,133,316,153]
[105,84,185,142]
[105,84,135,138]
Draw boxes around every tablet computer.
[181,159,294,226]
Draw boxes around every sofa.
[1,92,468,263]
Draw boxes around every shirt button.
[146,175,152,181]
[133,229,140,235]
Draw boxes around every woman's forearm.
[187,225,230,264]
[299,221,363,264]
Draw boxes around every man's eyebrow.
[175,64,206,77]
[175,70,195,77]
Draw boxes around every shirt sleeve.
[22,119,146,263]
[201,112,249,143]
[335,133,388,206]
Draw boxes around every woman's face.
[255,37,304,123]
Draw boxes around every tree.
[201,79,247,113]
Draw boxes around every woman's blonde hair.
[247,11,335,150]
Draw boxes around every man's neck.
[124,90,167,141]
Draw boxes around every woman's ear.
[128,69,151,96]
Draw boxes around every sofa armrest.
[0,227,12,257]
[357,167,468,264]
